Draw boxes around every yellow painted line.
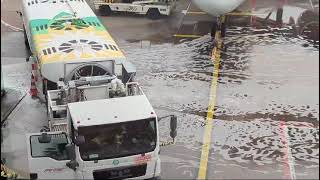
[173,34,203,38]
[197,30,222,180]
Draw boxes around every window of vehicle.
[30,133,69,161]
[78,118,157,161]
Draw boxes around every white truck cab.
[21,0,178,178]
[26,77,177,179]
[92,0,177,19]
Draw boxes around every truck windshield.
[78,118,157,161]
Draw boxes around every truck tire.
[99,5,112,16]
[147,9,161,20]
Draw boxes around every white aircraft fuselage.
[192,0,246,16]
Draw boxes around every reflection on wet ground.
[212,119,319,165]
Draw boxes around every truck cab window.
[78,118,157,161]
[30,133,69,161]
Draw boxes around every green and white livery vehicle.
[21,0,177,179]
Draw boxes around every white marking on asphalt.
[1,0,23,31]
[1,19,23,31]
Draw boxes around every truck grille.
[93,164,147,180]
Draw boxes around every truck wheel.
[99,5,112,16]
[147,9,161,20]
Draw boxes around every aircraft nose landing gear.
[211,21,217,38]
[211,16,227,38]
[221,22,226,38]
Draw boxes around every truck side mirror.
[66,160,79,171]
[74,135,85,146]
[66,144,79,171]
[170,115,177,141]
[66,144,76,160]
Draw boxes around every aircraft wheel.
[147,9,161,20]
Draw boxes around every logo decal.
[134,154,152,165]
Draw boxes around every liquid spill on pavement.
[1,1,318,177]
[119,23,319,178]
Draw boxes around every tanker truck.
[21,0,177,179]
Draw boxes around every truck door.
[26,132,78,179]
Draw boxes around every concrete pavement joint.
[197,30,222,180]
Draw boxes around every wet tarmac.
[1,0,319,179]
